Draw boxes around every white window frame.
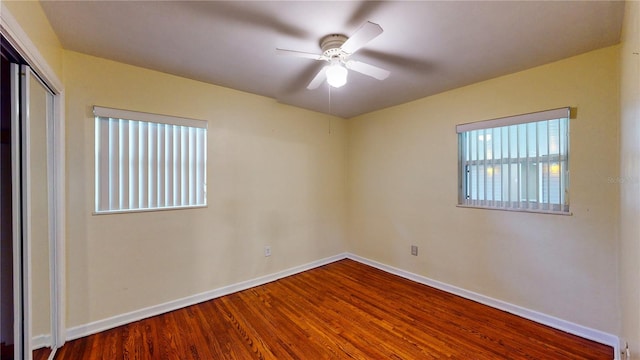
[93,106,207,214]
[456,107,570,215]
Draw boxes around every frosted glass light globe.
[326,64,348,88]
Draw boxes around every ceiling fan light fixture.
[277,21,388,91]
[326,63,348,88]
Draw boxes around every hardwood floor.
[54,259,613,359]
[0,343,50,360]
[33,346,52,360]
[0,342,13,359]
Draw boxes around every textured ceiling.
[41,1,624,118]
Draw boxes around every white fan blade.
[276,48,324,60]
[307,66,328,90]
[341,21,383,54]
[345,60,390,80]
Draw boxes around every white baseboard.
[32,333,52,350]
[66,253,347,341]
[346,253,620,359]
[64,252,620,359]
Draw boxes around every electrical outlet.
[411,245,418,256]
[264,246,271,257]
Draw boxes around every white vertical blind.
[94,106,207,213]
[458,108,570,214]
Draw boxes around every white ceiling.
[40,1,624,118]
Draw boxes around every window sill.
[93,204,207,215]
[456,204,572,216]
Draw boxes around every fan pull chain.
[328,84,332,134]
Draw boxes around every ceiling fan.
[276,21,390,90]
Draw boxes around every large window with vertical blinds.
[93,106,207,214]
[457,108,570,214]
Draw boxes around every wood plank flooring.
[0,343,13,360]
[33,346,52,360]
[0,342,51,360]
[54,259,613,359]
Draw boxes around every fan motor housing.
[320,34,348,57]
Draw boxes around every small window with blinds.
[93,106,207,214]
[457,108,570,214]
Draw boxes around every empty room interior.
[1,0,639,359]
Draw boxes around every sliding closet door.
[12,64,55,360]
[23,65,54,357]
[10,62,25,360]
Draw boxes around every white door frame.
[1,1,66,353]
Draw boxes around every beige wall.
[348,46,621,334]
[63,51,347,327]
[619,0,640,356]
